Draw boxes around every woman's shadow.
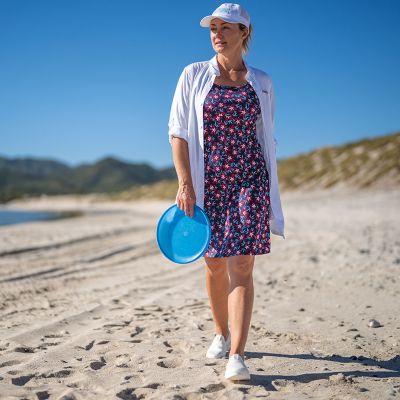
[242,351,400,390]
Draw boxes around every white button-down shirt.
[168,54,285,239]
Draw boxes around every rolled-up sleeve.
[168,66,191,145]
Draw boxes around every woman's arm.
[171,136,196,217]
[168,66,196,217]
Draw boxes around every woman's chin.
[215,48,227,54]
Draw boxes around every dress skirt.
[203,81,271,257]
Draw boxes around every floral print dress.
[203,81,271,257]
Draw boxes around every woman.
[168,3,285,381]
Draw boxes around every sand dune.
[0,189,399,399]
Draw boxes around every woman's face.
[209,18,248,55]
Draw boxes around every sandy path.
[0,190,399,399]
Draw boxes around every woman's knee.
[228,255,255,279]
[204,256,228,276]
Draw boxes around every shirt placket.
[196,70,218,209]
[198,72,218,151]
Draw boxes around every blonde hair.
[239,23,252,54]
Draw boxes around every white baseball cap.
[200,3,250,29]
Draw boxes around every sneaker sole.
[206,353,225,359]
[225,372,251,381]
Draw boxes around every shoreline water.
[0,208,83,226]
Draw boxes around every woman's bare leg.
[227,254,255,358]
[204,256,230,340]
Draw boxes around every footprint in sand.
[74,339,95,351]
[133,311,153,318]
[44,332,67,338]
[121,382,166,399]
[37,341,61,350]
[103,320,132,332]
[134,305,163,312]
[116,387,136,400]
[39,370,72,379]
[115,353,132,368]
[11,373,35,386]
[162,339,193,354]
[0,359,21,368]
[14,346,35,353]
[130,326,145,337]
[156,358,182,368]
[89,356,106,370]
[199,383,226,393]
[142,382,162,389]
[36,390,50,400]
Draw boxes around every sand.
[0,189,399,399]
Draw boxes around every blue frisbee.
[156,204,211,264]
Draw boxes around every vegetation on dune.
[277,130,400,190]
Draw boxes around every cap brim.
[200,15,239,27]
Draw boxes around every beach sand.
[0,189,399,399]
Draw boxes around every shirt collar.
[208,53,255,82]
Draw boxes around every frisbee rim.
[156,203,211,264]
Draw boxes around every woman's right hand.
[176,183,196,218]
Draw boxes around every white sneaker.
[224,354,251,381]
[206,332,231,359]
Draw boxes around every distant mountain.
[0,156,176,202]
[69,157,175,193]
[0,157,69,176]
[1,131,399,203]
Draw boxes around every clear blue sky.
[1,0,399,168]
